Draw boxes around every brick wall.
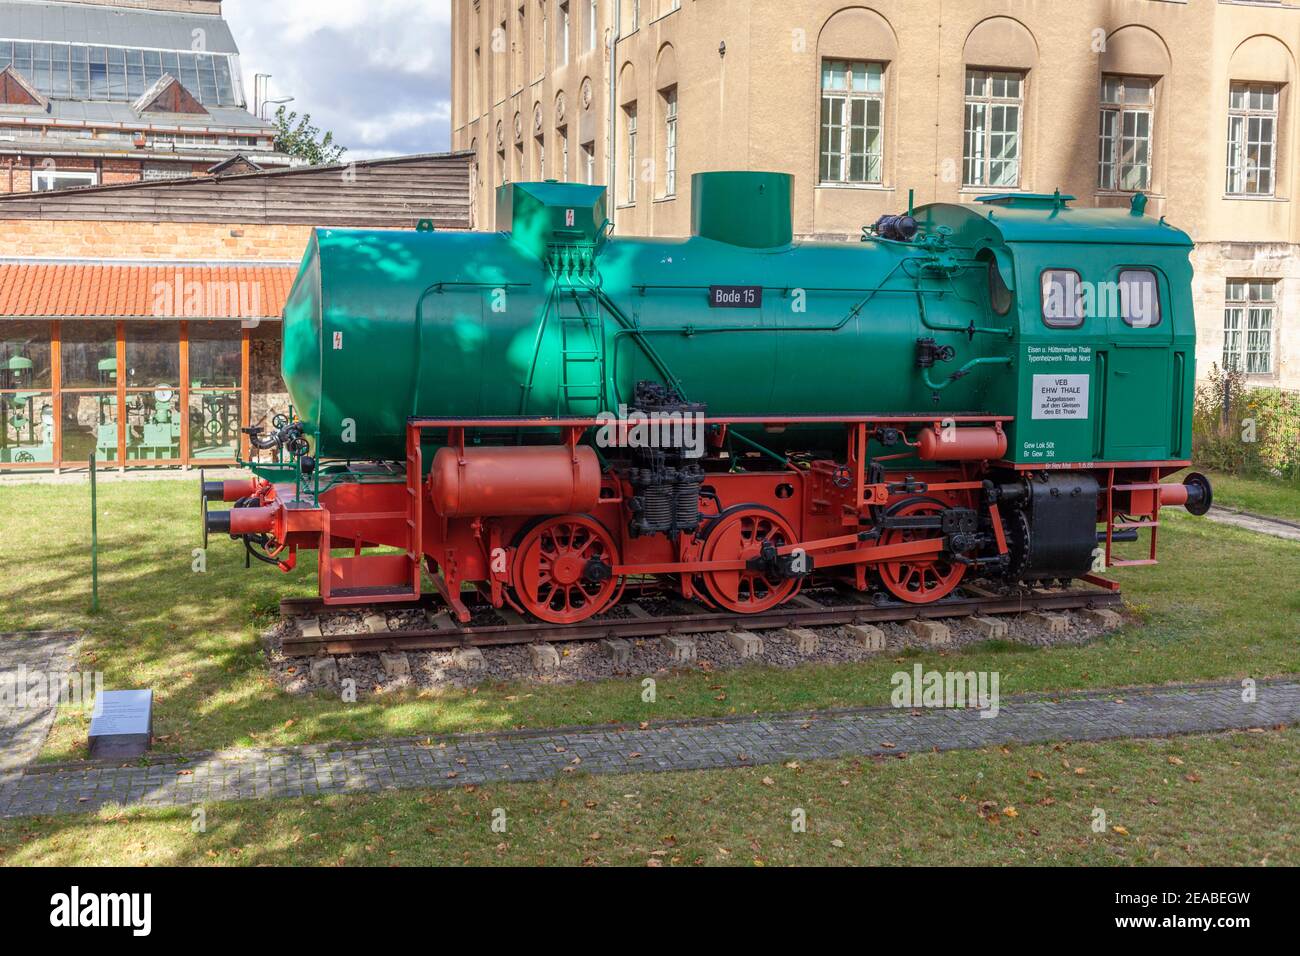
[102,159,146,187]
[1,158,31,193]
[0,217,316,260]
[0,156,148,194]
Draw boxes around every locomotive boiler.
[203,171,1211,624]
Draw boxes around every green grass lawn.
[0,479,1296,760]
[2,727,1294,866]
[1195,469,1300,521]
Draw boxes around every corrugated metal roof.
[0,1,238,53]
[0,261,294,317]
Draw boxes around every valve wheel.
[512,515,622,624]
[877,499,966,604]
[699,506,800,614]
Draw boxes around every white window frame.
[819,59,885,185]
[582,141,595,184]
[963,69,1023,189]
[33,169,97,191]
[588,0,598,51]
[625,103,637,203]
[535,134,545,179]
[558,1,570,67]
[663,87,677,197]
[557,125,568,180]
[1224,279,1276,375]
[1099,75,1154,192]
[540,0,548,73]
[515,5,526,92]
[1226,82,1278,196]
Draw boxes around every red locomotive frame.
[207,412,1198,624]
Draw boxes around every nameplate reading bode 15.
[709,285,763,308]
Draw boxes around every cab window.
[988,259,1013,315]
[1041,269,1084,328]
[1119,269,1161,328]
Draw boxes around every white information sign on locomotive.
[1032,374,1089,420]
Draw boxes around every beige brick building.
[451,0,1300,391]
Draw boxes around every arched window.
[655,43,677,198]
[1098,26,1171,193]
[1226,34,1295,197]
[816,7,897,186]
[962,17,1037,189]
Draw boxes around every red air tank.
[916,426,1008,461]
[429,445,602,518]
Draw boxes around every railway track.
[279,581,1124,658]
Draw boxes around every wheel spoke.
[701,508,799,613]
[514,516,620,624]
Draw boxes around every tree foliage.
[272,106,347,165]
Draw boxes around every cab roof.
[916,193,1193,248]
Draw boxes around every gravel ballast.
[264,605,1120,697]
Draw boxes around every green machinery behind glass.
[0,355,53,464]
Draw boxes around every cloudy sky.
[223,0,452,160]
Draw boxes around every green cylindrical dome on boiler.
[690,171,793,248]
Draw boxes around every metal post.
[90,452,100,613]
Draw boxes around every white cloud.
[223,0,452,159]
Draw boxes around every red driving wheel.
[512,515,622,624]
[877,499,966,604]
[699,506,800,613]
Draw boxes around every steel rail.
[279,584,1124,658]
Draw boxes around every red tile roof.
[0,263,297,319]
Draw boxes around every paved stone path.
[0,632,79,785]
[1205,507,1300,543]
[2,679,1296,819]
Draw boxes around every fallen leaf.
[1167,756,1184,766]
[1003,806,1019,818]
[830,838,845,848]
[1112,825,1129,836]
[762,777,775,787]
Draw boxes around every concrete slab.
[660,635,697,663]
[778,627,819,654]
[528,643,561,674]
[970,616,1009,639]
[846,624,886,650]
[726,630,764,658]
[907,619,950,645]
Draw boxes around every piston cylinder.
[917,426,1008,461]
[429,445,601,517]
